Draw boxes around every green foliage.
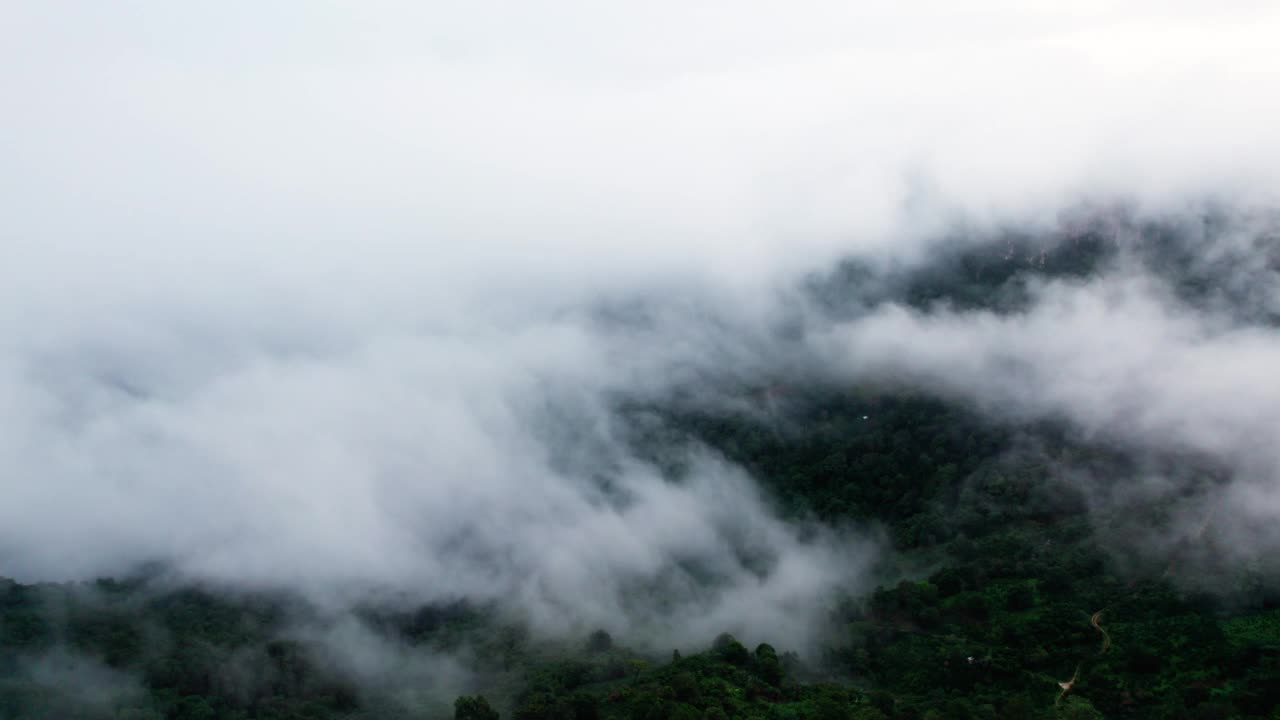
[4,231,1280,720]
[712,634,750,667]
[456,695,500,720]
[1056,696,1103,720]
[587,629,615,654]
[1221,608,1280,648]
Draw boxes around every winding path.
[1091,610,1110,654]
[1055,664,1081,706]
[1054,609,1110,706]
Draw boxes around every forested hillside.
[9,0,1280,717]
[4,216,1279,720]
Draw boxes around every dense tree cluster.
[3,222,1279,718]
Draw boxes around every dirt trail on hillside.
[1091,610,1110,653]
[1055,609,1110,707]
[1055,663,1081,706]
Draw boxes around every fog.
[3,2,1280,650]
[817,210,1280,579]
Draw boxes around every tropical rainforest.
[4,211,1279,720]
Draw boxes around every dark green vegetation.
[4,214,1278,719]
[5,531,1279,720]
[627,389,1279,719]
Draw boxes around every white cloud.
[1,1,1278,641]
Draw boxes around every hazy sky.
[5,2,1278,287]
[3,2,1279,647]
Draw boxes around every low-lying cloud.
[816,212,1280,578]
[3,1,1280,649]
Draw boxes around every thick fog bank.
[4,2,1280,649]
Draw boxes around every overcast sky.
[5,2,1278,289]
